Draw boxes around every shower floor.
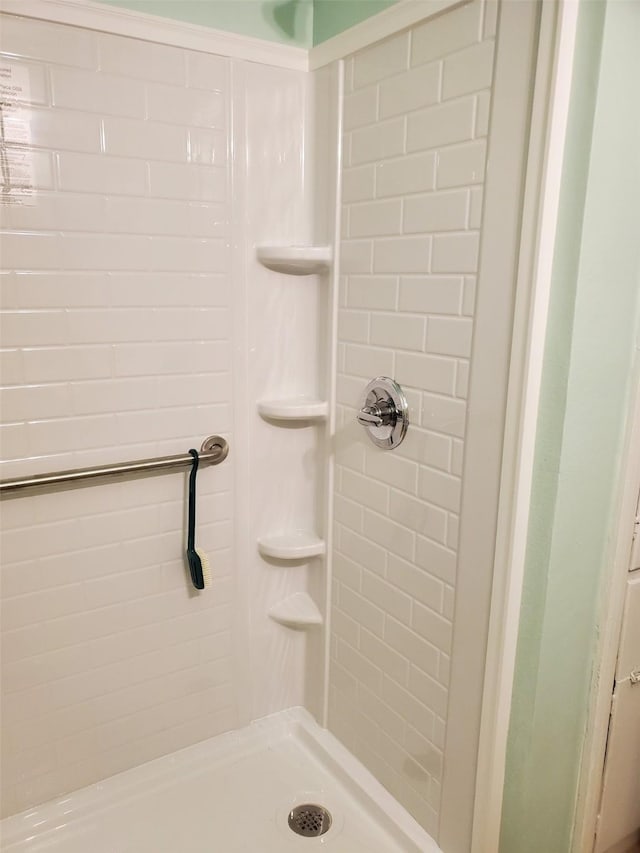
[1,708,440,853]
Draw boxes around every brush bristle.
[197,549,212,589]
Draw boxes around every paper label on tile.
[0,62,34,205]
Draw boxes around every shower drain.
[288,804,332,837]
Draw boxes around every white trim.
[0,0,309,70]
[572,364,640,853]
[308,0,467,70]
[470,2,580,851]
[0,0,473,74]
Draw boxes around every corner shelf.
[257,398,328,421]
[258,532,325,561]
[256,245,332,276]
[268,592,323,629]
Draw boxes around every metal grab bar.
[0,435,229,497]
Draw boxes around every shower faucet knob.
[357,403,392,428]
[356,377,409,450]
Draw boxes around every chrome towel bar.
[0,435,229,497]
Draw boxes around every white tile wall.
[330,0,494,837]
[0,15,313,819]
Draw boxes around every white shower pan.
[0,708,440,853]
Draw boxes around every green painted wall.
[98,0,396,47]
[100,0,314,46]
[313,0,396,45]
[500,1,640,851]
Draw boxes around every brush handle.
[187,449,203,589]
[187,449,198,551]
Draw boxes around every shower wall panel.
[240,60,325,721]
[329,0,496,836]
[0,14,312,817]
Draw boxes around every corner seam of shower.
[320,57,345,731]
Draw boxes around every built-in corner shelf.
[257,398,328,421]
[256,246,332,276]
[268,592,323,629]
[258,532,325,561]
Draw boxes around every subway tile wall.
[0,15,312,818]
[329,0,496,836]
[0,16,235,818]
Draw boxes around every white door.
[594,501,640,853]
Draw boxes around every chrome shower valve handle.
[357,377,409,450]
[356,402,394,428]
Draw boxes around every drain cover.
[288,804,332,837]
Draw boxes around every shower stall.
[0,1,548,850]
